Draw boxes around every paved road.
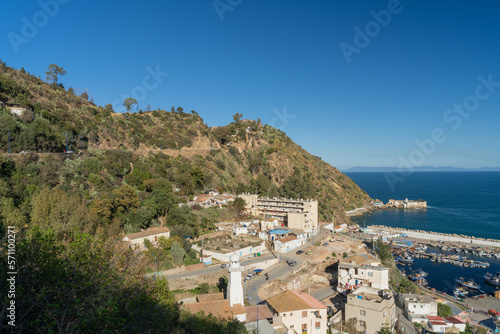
[157,254,276,280]
[396,306,418,334]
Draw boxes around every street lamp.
[247,288,259,334]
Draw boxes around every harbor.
[389,242,500,298]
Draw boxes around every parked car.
[221,263,227,268]
[329,238,335,242]
[323,243,329,247]
[65,150,74,154]
[286,260,296,266]
[306,250,313,255]
[337,238,344,242]
[296,250,304,255]
[20,150,28,153]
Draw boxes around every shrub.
[199,282,210,294]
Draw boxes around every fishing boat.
[400,255,413,263]
[456,277,481,290]
[484,273,500,286]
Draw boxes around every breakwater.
[371,225,500,249]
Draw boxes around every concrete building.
[426,316,449,333]
[337,254,389,292]
[400,294,437,324]
[266,290,328,334]
[238,194,318,234]
[260,218,279,230]
[123,227,170,249]
[274,235,306,253]
[344,286,396,334]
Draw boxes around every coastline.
[370,225,500,248]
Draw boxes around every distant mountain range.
[343,166,500,172]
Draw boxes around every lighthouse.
[227,255,244,307]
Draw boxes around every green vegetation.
[438,302,453,317]
[375,239,418,294]
[0,228,245,333]
[0,61,374,333]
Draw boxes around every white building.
[267,290,328,334]
[401,294,437,324]
[337,254,389,292]
[123,227,170,249]
[238,194,318,234]
[233,226,248,235]
[274,235,306,253]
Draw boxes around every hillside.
[0,61,371,223]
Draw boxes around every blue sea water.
[346,172,500,240]
[345,171,500,295]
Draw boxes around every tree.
[171,241,186,266]
[123,97,138,112]
[45,64,66,84]
[437,303,452,317]
[158,235,183,251]
[232,113,243,123]
[231,197,246,214]
[113,184,140,213]
[377,324,394,334]
[80,90,89,100]
[176,107,184,114]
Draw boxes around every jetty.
[371,225,500,249]
[346,198,426,217]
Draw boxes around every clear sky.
[2,0,500,170]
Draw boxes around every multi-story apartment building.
[400,294,437,324]
[344,286,396,334]
[238,194,318,234]
[337,254,389,292]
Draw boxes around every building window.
[383,312,387,317]
[315,321,321,329]
[290,313,293,316]
[368,272,373,277]
[360,310,366,316]
[283,313,286,317]
[302,324,307,331]
[359,321,366,328]
[420,305,423,308]
[302,311,307,318]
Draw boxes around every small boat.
[456,277,481,290]
[484,273,500,286]
[400,255,413,263]
[453,286,469,298]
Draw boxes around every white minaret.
[227,255,244,307]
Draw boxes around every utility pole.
[80,135,84,152]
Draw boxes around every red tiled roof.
[445,317,465,325]
[183,300,246,319]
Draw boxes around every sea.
[345,171,500,296]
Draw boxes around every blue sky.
[2,0,500,170]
